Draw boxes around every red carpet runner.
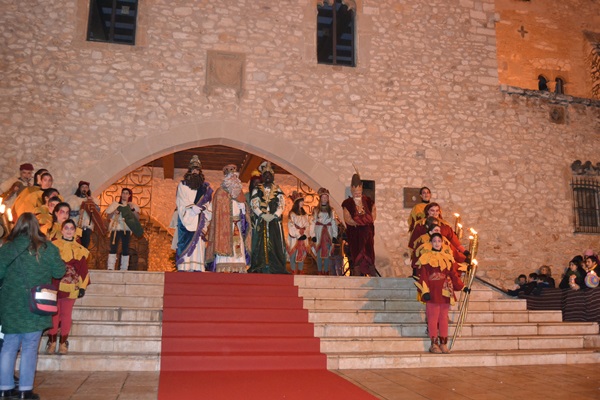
[158,273,377,400]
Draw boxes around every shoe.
[0,389,18,398]
[17,391,40,399]
[45,334,57,354]
[59,340,69,355]
[439,337,450,354]
[429,337,442,354]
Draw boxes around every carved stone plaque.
[403,187,421,208]
[549,106,565,124]
[205,50,245,97]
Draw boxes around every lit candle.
[457,223,463,239]
[453,213,461,233]
[6,208,13,222]
[0,204,5,214]
[469,228,479,260]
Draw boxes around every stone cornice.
[499,85,600,108]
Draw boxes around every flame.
[469,227,477,235]
[0,204,5,214]
[7,208,13,222]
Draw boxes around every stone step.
[303,298,527,311]
[326,348,600,369]
[88,270,165,285]
[298,287,499,301]
[35,353,160,372]
[85,282,164,297]
[69,321,161,337]
[308,309,563,324]
[41,336,161,354]
[76,294,163,308]
[320,335,590,353]
[314,321,599,338]
[72,307,162,322]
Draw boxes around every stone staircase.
[37,270,163,371]
[35,271,600,371]
[296,275,600,369]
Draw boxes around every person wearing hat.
[249,161,287,274]
[310,188,338,275]
[286,191,310,275]
[341,171,377,276]
[0,163,34,207]
[175,156,213,272]
[205,164,250,273]
[66,181,100,248]
[106,188,141,270]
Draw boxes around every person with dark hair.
[0,213,65,400]
[67,181,100,248]
[106,188,141,271]
[286,192,310,275]
[45,219,90,355]
[175,156,212,272]
[559,256,586,290]
[407,186,431,233]
[249,161,287,274]
[310,187,338,275]
[415,232,465,354]
[46,202,76,241]
[34,189,61,235]
[342,171,377,276]
[13,170,53,218]
[584,255,600,288]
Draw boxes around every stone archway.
[81,118,390,274]
[85,119,347,210]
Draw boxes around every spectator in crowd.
[559,256,586,290]
[537,265,556,288]
[0,213,65,400]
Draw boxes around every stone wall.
[1,0,599,287]
[495,0,600,98]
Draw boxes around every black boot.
[0,389,18,398]
[17,390,40,399]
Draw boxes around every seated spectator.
[537,265,556,288]
[532,274,551,295]
[504,273,537,296]
[559,256,586,290]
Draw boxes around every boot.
[0,389,18,398]
[439,337,450,354]
[59,335,69,355]
[45,334,57,354]
[120,255,130,271]
[429,337,442,354]
[16,391,40,400]
[107,253,117,270]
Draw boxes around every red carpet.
[158,273,377,400]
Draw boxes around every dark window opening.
[317,0,355,67]
[538,75,549,91]
[572,177,600,233]
[555,77,565,94]
[87,0,138,45]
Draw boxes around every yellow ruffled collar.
[416,244,455,271]
[54,238,89,261]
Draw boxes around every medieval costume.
[287,192,310,275]
[415,233,465,354]
[175,156,213,272]
[46,220,90,355]
[67,181,102,249]
[249,161,287,274]
[205,165,250,273]
[106,188,141,271]
[407,186,431,233]
[309,187,338,275]
[12,170,53,219]
[342,172,377,276]
[0,163,34,208]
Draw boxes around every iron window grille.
[87,0,138,45]
[571,176,600,233]
[317,0,356,67]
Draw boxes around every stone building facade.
[1,0,599,286]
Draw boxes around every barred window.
[317,0,356,67]
[87,0,138,45]
[571,176,600,233]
